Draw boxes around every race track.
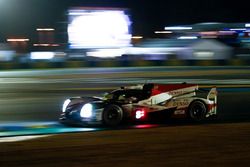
[0,66,250,124]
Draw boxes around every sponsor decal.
[172,100,189,107]
[168,86,197,96]
[174,110,186,115]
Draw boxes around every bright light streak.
[87,48,126,58]
[30,52,54,60]
[230,28,247,31]
[178,36,198,39]
[165,26,192,30]
[131,36,143,39]
[7,38,29,42]
[36,28,55,31]
[245,23,250,27]
[33,44,60,47]
[154,31,173,34]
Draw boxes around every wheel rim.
[107,109,120,121]
[190,101,206,121]
[103,105,123,126]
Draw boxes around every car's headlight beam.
[80,103,93,118]
[62,99,71,113]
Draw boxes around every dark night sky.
[0,0,249,42]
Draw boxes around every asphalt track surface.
[0,66,250,166]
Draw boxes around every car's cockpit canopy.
[103,84,154,103]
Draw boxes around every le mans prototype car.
[59,83,217,126]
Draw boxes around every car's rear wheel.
[102,104,123,126]
[188,100,207,122]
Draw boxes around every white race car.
[59,83,217,126]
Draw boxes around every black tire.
[102,104,123,126]
[188,100,207,122]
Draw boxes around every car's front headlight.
[62,99,71,113]
[80,103,93,118]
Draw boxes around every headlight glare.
[80,103,93,118]
[62,99,71,112]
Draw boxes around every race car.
[59,83,217,126]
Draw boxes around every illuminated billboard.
[68,8,132,49]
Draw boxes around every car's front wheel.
[102,104,123,126]
[188,100,207,122]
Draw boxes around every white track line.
[0,135,52,142]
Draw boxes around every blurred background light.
[245,23,250,27]
[165,26,192,30]
[178,36,198,39]
[131,36,143,39]
[68,8,132,49]
[194,51,214,58]
[230,28,247,31]
[36,28,55,31]
[30,52,54,60]
[154,31,173,34]
[7,38,30,42]
[86,48,126,58]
